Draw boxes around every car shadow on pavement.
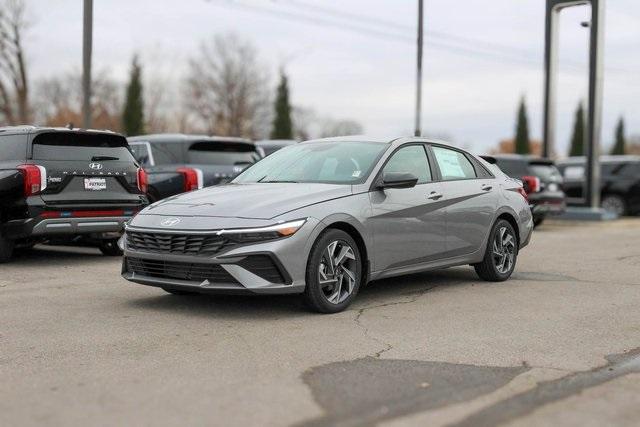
[125,266,483,319]
[8,244,105,266]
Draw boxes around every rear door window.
[186,141,260,166]
[31,132,135,162]
[432,146,477,180]
[0,134,27,161]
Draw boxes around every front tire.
[0,234,14,263]
[474,219,518,282]
[98,239,123,256]
[303,229,362,313]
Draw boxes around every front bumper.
[120,217,322,295]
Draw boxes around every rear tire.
[0,234,14,263]
[601,194,627,217]
[474,219,518,282]
[98,239,123,256]
[303,229,362,313]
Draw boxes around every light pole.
[82,0,93,129]
[414,0,424,137]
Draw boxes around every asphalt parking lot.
[2,219,640,427]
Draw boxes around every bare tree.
[320,118,364,138]
[33,70,121,131]
[0,0,30,125]
[184,33,271,139]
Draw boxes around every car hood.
[141,183,353,220]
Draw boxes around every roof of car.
[557,155,640,164]
[128,134,253,144]
[0,125,119,136]
[303,135,461,146]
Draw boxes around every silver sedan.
[121,136,533,313]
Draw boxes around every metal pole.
[414,0,423,137]
[82,0,93,129]
[585,0,604,209]
[542,1,559,158]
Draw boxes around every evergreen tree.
[270,72,293,139]
[568,102,585,157]
[610,117,626,155]
[514,97,530,154]
[122,55,144,136]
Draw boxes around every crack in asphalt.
[448,347,640,427]
[352,284,441,359]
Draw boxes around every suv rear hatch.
[30,131,144,208]
[185,141,261,186]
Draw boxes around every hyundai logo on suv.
[160,217,181,227]
[89,162,103,170]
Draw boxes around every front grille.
[237,255,287,284]
[126,257,240,284]
[126,231,234,256]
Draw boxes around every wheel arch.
[319,219,371,285]
[495,211,520,248]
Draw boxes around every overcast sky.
[24,0,640,155]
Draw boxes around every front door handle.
[481,184,493,191]
[427,191,443,200]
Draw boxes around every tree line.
[0,0,362,139]
[513,97,630,157]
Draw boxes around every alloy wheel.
[318,240,357,304]
[492,227,516,274]
[601,196,626,217]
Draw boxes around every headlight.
[117,234,126,250]
[218,219,306,243]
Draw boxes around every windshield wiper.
[261,180,299,183]
[91,155,119,161]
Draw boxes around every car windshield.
[233,141,388,184]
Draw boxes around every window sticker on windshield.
[352,170,361,178]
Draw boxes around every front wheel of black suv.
[474,219,518,282]
[98,239,123,256]
[0,234,15,263]
[303,229,362,313]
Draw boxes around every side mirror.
[378,172,419,189]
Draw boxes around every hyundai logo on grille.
[160,217,181,227]
[89,162,103,170]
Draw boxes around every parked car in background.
[0,126,148,262]
[255,139,298,157]
[557,155,640,216]
[483,154,566,227]
[127,134,262,202]
[121,136,533,313]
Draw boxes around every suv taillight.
[517,186,529,202]
[137,168,148,193]
[521,175,540,193]
[176,167,203,192]
[17,164,47,196]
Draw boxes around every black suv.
[127,134,262,202]
[484,154,566,226]
[0,126,148,262]
[557,156,640,216]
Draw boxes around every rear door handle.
[427,191,443,200]
[481,184,493,191]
